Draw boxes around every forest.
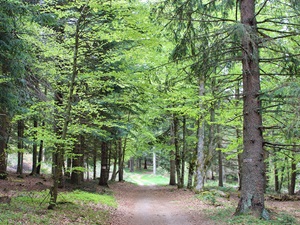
[0,0,299,223]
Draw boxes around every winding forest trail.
[109,182,222,225]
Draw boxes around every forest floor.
[108,181,224,225]
[0,173,300,224]
[108,173,300,225]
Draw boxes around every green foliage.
[60,190,117,207]
[207,207,298,225]
[0,190,116,224]
[197,191,217,205]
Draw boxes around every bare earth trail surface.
[109,182,222,225]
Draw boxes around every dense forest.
[0,0,299,219]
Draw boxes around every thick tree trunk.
[235,0,268,219]
[0,111,8,179]
[187,160,195,189]
[71,135,84,185]
[169,150,176,185]
[289,147,296,195]
[17,120,24,175]
[99,142,109,186]
[144,157,147,169]
[195,77,205,192]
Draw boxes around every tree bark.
[288,147,296,195]
[36,138,44,175]
[17,120,24,175]
[195,77,205,192]
[180,116,186,188]
[235,0,268,219]
[129,157,134,172]
[93,139,97,180]
[110,142,118,182]
[99,141,109,186]
[0,111,8,179]
[144,157,147,169]
[118,137,125,182]
[31,119,38,175]
[71,135,84,185]
[173,114,182,188]
[153,152,156,175]
[274,158,280,193]
[218,125,223,187]
[169,150,176,185]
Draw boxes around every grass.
[206,206,298,225]
[0,189,116,224]
[123,168,169,186]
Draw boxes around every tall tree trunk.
[169,150,176,185]
[235,0,268,218]
[31,119,38,175]
[48,6,87,209]
[17,120,24,175]
[180,116,186,188]
[217,124,223,187]
[144,157,147,169]
[289,146,297,195]
[99,141,109,186]
[173,114,182,188]
[274,158,280,193]
[129,157,134,172]
[118,137,125,182]
[187,160,195,189]
[0,110,8,179]
[195,77,205,192]
[93,139,97,180]
[153,152,156,175]
[110,142,118,182]
[71,135,84,185]
[235,81,243,190]
[36,138,44,175]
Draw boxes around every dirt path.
[109,182,221,225]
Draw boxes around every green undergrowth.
[0,189,116,224]
[206,206,298,225]
[123,168,169,186]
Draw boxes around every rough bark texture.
[235,0,268,219]
[289,148,296,195]
[195,78,205,192]
[169,150,176,185]
[99,142,109,186]
[71,135,84,185]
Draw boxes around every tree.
[235,0,267,218]
[0,0,32,179]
